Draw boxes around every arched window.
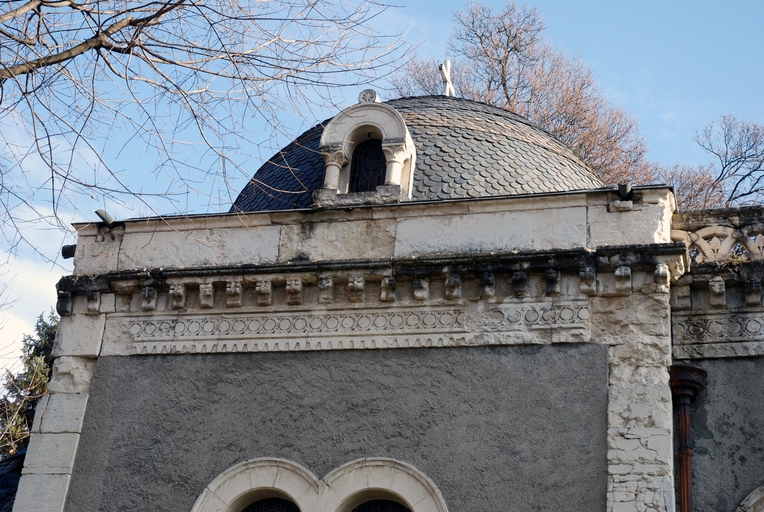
[348,139,387,193]
[240,497,300,512]
[350,500,412,512]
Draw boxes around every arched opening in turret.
[348,138,387,193]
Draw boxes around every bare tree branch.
[391,1,649,187]
[0,0,410,259]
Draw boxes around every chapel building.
[12,91,764,512]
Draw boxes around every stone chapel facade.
[12,93,764,511]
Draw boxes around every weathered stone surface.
[52,314,106,358]
[100,299,591,356]
[394,207,587,257]
[13,474,70,512]
[592,292,675,512]
[117,225,281,270]
[23,433,80,474]
[47,357,97,394]
[34,394,89,434]
[66,346,608,511]
[588,190,674,248]
[278,219,396,262]
[73,231,121,276]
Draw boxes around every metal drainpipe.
[670,363,707,512]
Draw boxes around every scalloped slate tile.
[231,96,604,212]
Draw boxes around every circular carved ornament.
[358,89,379,103]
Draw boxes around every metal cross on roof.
[439,60,455,97]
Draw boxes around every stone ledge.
[12,473,70,512]
[22,433,80,475]
[673,341,764,359]
[31,394,89,434]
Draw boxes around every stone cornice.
[58,243,687,296]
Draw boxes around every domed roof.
[231,96,604,212]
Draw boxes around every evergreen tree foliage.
[0,311,58,458]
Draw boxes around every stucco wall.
[65,344,608,512]
[686,357,764,512]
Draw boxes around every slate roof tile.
[231,96,604,212]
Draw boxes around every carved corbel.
[169,284,186,310]
[226,281,242,308]
[141,286,157,311]
[256,280,272,306]
[579,267,596,296]
[56,291,73,316]
[318,277,333,304]
[413,278,429,301]
[286,278,303,305]
[745,279,762,306]
[321,146,347,190]
[348,276,365,303]
[614,266,632,295]
[655,264,670,294]
[381,277,396,302]
[479,273,495,300]
[445,274,462,300]
[86,290,101,315]
[545,270,560,296]
[708,276,726,308]
[199,283,215,309]
[671,284,691,310]
[512,271,528,297]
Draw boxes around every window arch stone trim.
[738,483,764,512]
[326,458,449,512]
[191,457,448,512]
[318,93,416,201]
[190,458,319,512]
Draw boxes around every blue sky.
[392,0,764,167]
[1,0,763,367]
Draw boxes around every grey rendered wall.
[687,357,764,512]
[66,344,608,512]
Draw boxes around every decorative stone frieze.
[445,274,461,300]
[169,284,186,310]
[512,271,528,297]
[318,277,333,304]
[199,283,214,309]
[141,286,157,311]
[101,299,592,356]
[255,280,272,306]
[286,278,303,305]
[348,276,365,303]
[413,278,429,301]
[226,281,242,308]
[479,273,495,300]
[673,308,764,359]
[380,276,396,302]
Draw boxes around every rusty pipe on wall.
[670,363,707,512]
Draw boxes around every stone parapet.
[71,187,676,276]
[670,206,764,360]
